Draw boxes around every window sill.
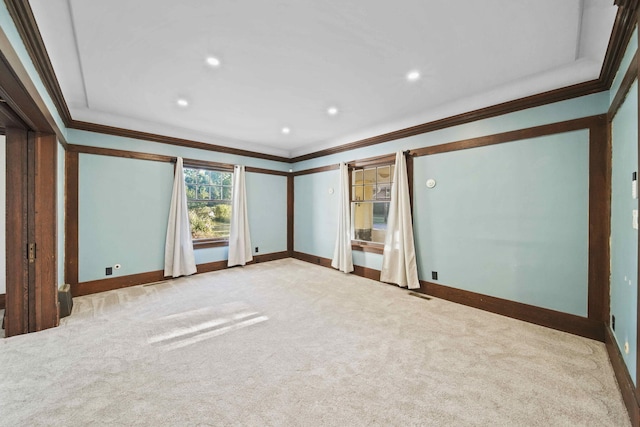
[351,241,384,254]
[193,239,229,249]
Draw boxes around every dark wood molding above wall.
[68,121,290,163]
[609,50,638,118]
[0,50,52,133]
[4,0,638,162]
[67,143,290,175]
[604,0,640,88]
[3,0,72,124]
[290,81,606,162]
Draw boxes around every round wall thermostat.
[426,179,436,188]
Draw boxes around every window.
[184,167,233,242]
[351,163,394,244]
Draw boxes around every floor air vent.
[408,292,431,301]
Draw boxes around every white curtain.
[164,157,197,278]
[331,163,354,273]
[380,151,420,289]
[228,165,253,267]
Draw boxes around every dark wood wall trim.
[287,175,294,255]
[292,252,333,268]
[291,251,604,341]
[64,151,79,287]
[32,132,59,331]
[68,143,289,175]
[245,166,289,177]
[250,251,289,264]
[588,120,611,323]
[69,121,289,163]
[291,82,605,162]
[71,251,290,297]
[3,0,72,124]
[419,279,604,342]
[72,270,166,297]
[5,127,30,336]
[294,115,605,177]
[68,144,173,163]
[0,50,52,133]
[603,0,640,88]
[610,50,638,119]
[606,327,639,426]
[293,164,340,176]
[411,115,605,157]
[0,293,5,310]
[637,18,640,408]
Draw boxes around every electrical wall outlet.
[106,267,113,276]
[255,247,259,253]
[612,315,616,331]
[431,271,438,280]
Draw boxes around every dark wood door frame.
[4,127,58,336]
[1,48,59,336]
[5,126,29,335]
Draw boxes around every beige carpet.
[0,258,630,426]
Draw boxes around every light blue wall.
[293,96,598,316]
[246,172,287,255]
[294,171,339,257]
[610,79,638,384]
[57,141,65,287]
[78,154,174,282]
[78,153,289,282]
[414,131,589,316]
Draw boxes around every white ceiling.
[29,0,618,158]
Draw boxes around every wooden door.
[4,125,58,337]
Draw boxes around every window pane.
[352,202,373,241]
[185,168,234,240]
[188,202,232,240]
[186,183,196,199]
[377,165,391,183]
[222,186,232,200]
[353,186,364,201]
[363,184,375,200]
[375,183,391,200]
[222,172,232,186]
[363,167,376,183]
[209,186,220,200]
[352,201,388,243]
[353,169,363,185]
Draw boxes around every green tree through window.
[184,167,233,240]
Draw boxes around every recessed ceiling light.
[281,127,291,135]
[205,56,221,68]
[176,98,189,107]
[406,70,421,82]
[327,106,339,116]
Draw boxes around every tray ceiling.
[29,0,617,158]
